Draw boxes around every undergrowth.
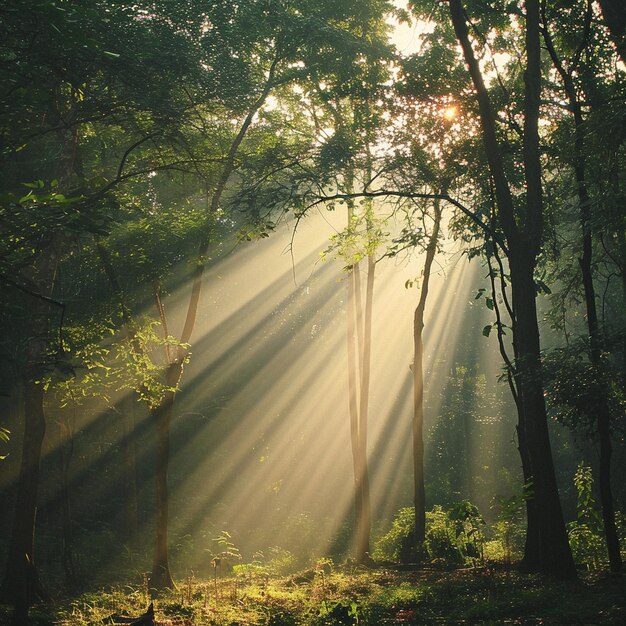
[3,565,624,625]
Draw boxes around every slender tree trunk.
[579,198,622,572]
[149,362,182,590]
[488,250,542,569]
[121,394,139,543]
[543,18,622,569]
[58,406,78,586]
[346,260,362,557]
[346,243,373,563]
[1,372,47,624]
[411,201,442,559]
[576,124,622,576]
[146,58,280,590]
[355,254,375,562]
[0,249,58,619]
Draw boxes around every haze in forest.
[0,1,625,624]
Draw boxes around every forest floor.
[2,565,626,625]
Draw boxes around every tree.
[596,0,626,61]
[116,0,400,588]
[540,0,623,572]
[0,0,233,611]
[417,0,578,577]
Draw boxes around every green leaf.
[486,298,494,310]
[482,324,492,337]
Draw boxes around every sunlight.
[443,105,458,121]
[143,209,488,563]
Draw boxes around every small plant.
[448,500,486,564]
[315,600,360,626]
[491,490,526,566]
[0,426,9,460]
[425,505,463,564]
[372,507,415,562]
[567,464,605,571]
[211,530,242,572]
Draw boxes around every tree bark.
[1,373,47,623]
[411,200,442,559]
[355,254,375,562]
[1,247,58,618]
[121,393,139,543]
[509,256,576,578]
[596,0,626,62]
[149,362,182,591]
[346,240,373,563]
[346,259,362,558]
[448,0,576,578]
[543,18,622,571]
[58,408,78,586]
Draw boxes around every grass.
[1,565,625,625]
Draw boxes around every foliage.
[42,318,189,410]
[18,567,626,626]
[374,503,485,566]
[425,503,485,565]
[543,340,626,440]
[372,506,414,562]
[210,530,242,571]
[490,491,526,565]
[0,426,9,460]
[567,464,606,571]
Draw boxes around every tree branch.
[305,189,509,255]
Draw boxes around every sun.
[443,105,458,121]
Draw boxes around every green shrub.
[372,507,414,561]
[373,502,485,566]
[313,600,360,626]
[567,464,605,571]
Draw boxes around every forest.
[0,0,625,624]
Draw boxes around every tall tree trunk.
[149,362,182,590]
[448,0,576,578]
[578,177,622,573]
[355,254,375,562]
[488,250,543,569]
[1,246,58,619]
[346,259,362,559]
[146,57,281,590]
[346,241,373,563]
[509,256,576,578]
[1,372,47,624]
[543,19,622,570]
[58,406,78,587]
[121,394,139,544]
[596,0,626,62]
[410,200,442,560]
